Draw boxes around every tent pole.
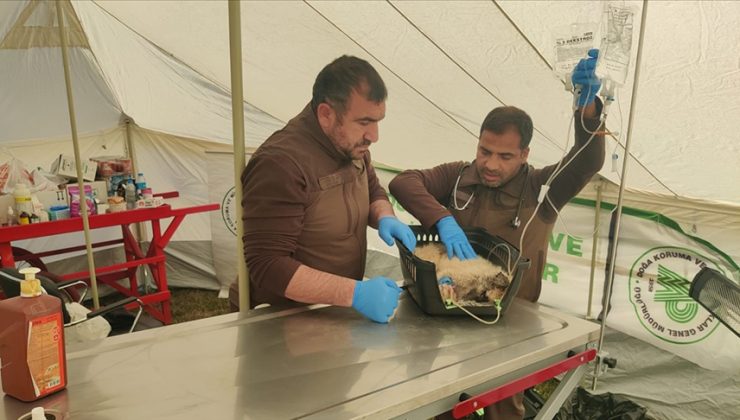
[56,1,100,309]
[125,120,143,241]
[586,180,604,320]
[124,119,150,291]
[592,0,650,391]
[228,0,250,311]
[125,119,137,178]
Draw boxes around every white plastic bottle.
[13,182,33,217]
[125,178,137,210]
[135,172,147,197]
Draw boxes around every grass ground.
[534,379,559,400]
[169,287,232,323]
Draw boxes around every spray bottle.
[0,267,67,401]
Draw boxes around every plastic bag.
[551,23,598,83]
[595,3,635,86]
[64,302,112,344]
[0,158,33,194]
[30,168,62,192]
[555,387,648,420]
[68,184,97,217]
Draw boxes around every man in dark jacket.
[241,55,416,324]
[389,50,605,419]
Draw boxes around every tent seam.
[386,0,563,151]
[304,0,480,141]
[86,0,286,127]
[65,1,125,119]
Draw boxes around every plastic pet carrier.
[397,226,530,317]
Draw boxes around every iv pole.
[592,0,650,391]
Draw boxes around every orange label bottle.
[0,268,67,401]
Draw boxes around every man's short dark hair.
[480,106,534,149]
[311,55,387,116]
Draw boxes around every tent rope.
[491,0,555,73]
[384,0,564,151]
[303,1,480,140]
[89,0,287,127]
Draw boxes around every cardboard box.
[35,188,69,209]
[90,156,132,177]
[36,181,107,211]
[50,155,98,182]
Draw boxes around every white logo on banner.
[629,246,721,344]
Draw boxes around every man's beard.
[342,139,371,160]
[476,166,503,188]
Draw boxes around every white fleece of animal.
[413,243,511,304]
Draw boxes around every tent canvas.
[0,0,284,292]
[1,1,739,418]
[3,0,738,278]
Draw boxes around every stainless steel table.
[2,295,599,420]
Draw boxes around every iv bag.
[595,4,635,85]
[551,23,597,82]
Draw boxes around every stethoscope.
[451,163,529,229]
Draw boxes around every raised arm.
[388,161,466,229]
[534,49,606,212]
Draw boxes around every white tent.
[84,0,740,206]
[3,0,738,279]
[0,0,283,290]
[1,1,739,418]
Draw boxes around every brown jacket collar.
[292,103,351,163]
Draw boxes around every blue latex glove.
[378,216,417,251]
[438,276,453,286]
[571,49,601,106]
[352,276,402,323]
[435,216,477,260]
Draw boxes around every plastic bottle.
[13,182,33,216]
[135,172,147,198]
[116,180,127,198]
[19,210,30,225]
[31,407,46,420]
[0,267,67,402]
[125,178,137,210]
[7,206,16,226]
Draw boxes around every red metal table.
[0,203,219,325]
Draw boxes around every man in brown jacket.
[241,55,416,324]
[389,49,605,419]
